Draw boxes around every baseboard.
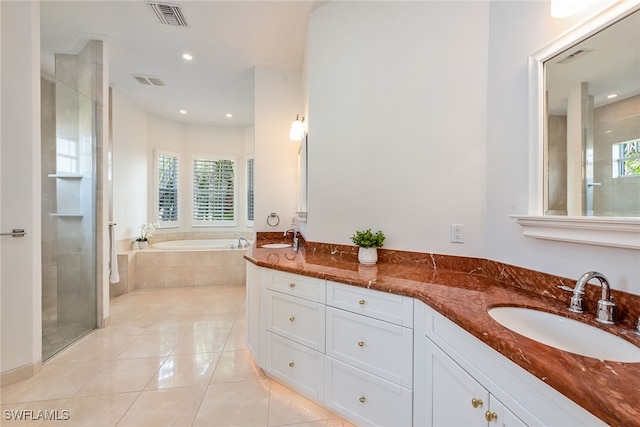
[1,359,42,387]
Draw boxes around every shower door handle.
[587,182,602,187]
[0,229,26,237]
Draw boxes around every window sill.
[511,215,640,250]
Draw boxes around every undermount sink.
[488,306,640,363]
[260,243,292,249]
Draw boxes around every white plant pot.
[137,240,148,249]
[358,247,378,265]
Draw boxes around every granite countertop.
[245,241,640,426]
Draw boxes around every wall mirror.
[545,8,639,217]
[517,3,640,249]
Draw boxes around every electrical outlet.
[451,224,464,243]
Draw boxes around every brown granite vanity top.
[246,236,640,426]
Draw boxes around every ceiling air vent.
[132,74,166,86]
[148,3,188,27]
[557,49,594,65]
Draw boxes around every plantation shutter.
[192,158,236,223]
[157,152,178,223]
[247,157,254,223]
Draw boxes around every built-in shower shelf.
[48,173,83,179]
[49,213,84,218]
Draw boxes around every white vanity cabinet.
[413,301,606,427]
[324,281,414,427]
[262,269,327,401]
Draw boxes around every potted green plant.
[135,222,158,249]
[350,228,385,265]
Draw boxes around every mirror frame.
[513,1,640,250]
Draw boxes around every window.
[156,150,179,226]
[192,156,237,226]
[612,139,640,178]
[246,157,254,226]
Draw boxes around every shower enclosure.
[41,42,102,361]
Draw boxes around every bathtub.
[133,238,251,289]
[151,239,251,250]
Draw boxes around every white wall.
[306,1,490,255]
[112,96,254,239]
[0,1,42,373]
[484,2,640,294]
[254,67,302,233]
[112,88,149,241]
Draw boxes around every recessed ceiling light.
[226,113,233,118]
[179,109,187,114]
[182,53,193,61]
[607,93,618,99]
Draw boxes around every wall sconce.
[289,114,305,141]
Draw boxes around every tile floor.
[1,286,354,426]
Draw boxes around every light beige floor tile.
[142,320,194,336]
[39,392,138,427]
[210,349,266,383]
[117,333,183,359]
[193,379,271,427]
[279,420,351,427]
[1,363,107,403]
[172,329,230,355]
[224,327,247,351]
[116,386,206,427]
[268,381,338,426]
[46,335,137,365]
[145,353,221,390]
[0,399,64,426]
[191,315,236,331]
[74,357,166,397]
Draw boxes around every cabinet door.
[246,262,261,359]
[488,396,527,427]
[423,337,489,426]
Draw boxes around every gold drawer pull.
[289,362,295,367]
[485,411,498,422]
[357,341,365,347]
[289,283,296,288]
[289,316,295,322]
[358,299,365,305]
[359,396,366,403]
[471,398,483,408]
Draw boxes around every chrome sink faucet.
[569,271,616,324]
[284,229,299,252]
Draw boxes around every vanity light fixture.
[289,114,305,141]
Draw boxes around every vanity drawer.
[325,357,412,427]
[326,306,413,388]
[268,270,326,303]
[266,290,325,351]
[266,332,324,401]
[327,281,413,327]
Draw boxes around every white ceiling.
[40,1,323,127]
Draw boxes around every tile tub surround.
[247,235,640,426]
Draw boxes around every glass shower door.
[41,74,97,361]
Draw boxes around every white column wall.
[0,1,42,374]
[254,67,302,233]
[306,1,489,255]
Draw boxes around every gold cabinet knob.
[288,362,295,367]
[471,398,483,408]
[358,299,366,305]
[359,396,366,403]
[357,341,365,347]
[289,283,296,288]
[485,411,498,422]
[289,316,295,322]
